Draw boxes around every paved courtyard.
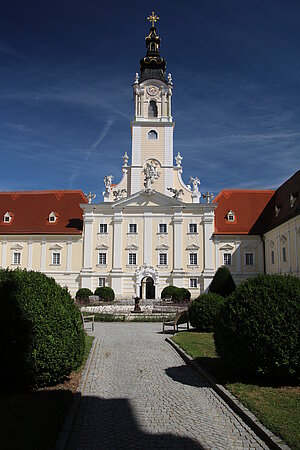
[66,323,270,449]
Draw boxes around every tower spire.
[139,12,167,83]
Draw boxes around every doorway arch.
[140,276,155,299]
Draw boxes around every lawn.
[173,331,300,450]
[0,334,94,450]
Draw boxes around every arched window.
[148,100,157,118]
[150,42,156,51]
[148,130,158,140]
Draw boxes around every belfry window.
[148,130,158,140]
[148,101,157,118]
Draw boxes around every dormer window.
[226,210,235,222]
[290,193,297,208]
[49,212,57,223]
[148,130,158,140]
[4,212,12,223]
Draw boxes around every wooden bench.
[81,312,95,331]
[163,310,189,333]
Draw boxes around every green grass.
[173,331,300,450]
[0,334,94,450]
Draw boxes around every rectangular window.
[99,224,107,234]
[190,278,197,288]
[129,224,137,234]
[98,277,105,287]
[189,253,198,265]
[271,250,275,264]
[282,247,287,262]
[128,253,137,265]
[159,224,167,234]
[189,223,197,233]
[245,253,254,266]
[98,253,107,265]
[13,252,21,264]
[159,253,167,265]
[224,253,232,265]
[52,252,61,265]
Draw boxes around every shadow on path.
[67,396,204,449]
[165,364,211,388]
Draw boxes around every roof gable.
[111,190,184,208]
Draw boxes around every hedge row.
[76,286,115,303]
[161,285,191,303]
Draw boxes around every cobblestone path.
[66,323,269,449]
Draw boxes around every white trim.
[143,212,152,265]
[41,238,46,271]
[28,239,33,270]
[66,238,72,271]
[1,239,7,267]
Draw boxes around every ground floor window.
[189,253,198,265]
[271,250,275,264]
[128,253,137,265]
[245,253,254,266]
[13,252,21,264]
[159,253,167,265]
[190,278,197,288]
[282,247,287,262]
[52,252,61,265]
[98,253,107,265]
[98,277,105,287]
[224,253,232,265]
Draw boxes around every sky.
[1,0,300,200]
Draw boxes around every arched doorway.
[140,276,155,299]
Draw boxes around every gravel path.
[66,323,270,449]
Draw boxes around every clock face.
[147,85,159,96]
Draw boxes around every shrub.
[0,269,85,388]
[209,266,236,297]
[161,286,191,303]
[173,287,191,303]
[188,293,225,331]
[75,288,93,304]
[94,286,115,301]
[161,285,178,299]
[214,274,300,383]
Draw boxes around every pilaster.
[82,214,94,270]
[1,239,7,267]
[40,238,46,271]
[143,212,152,265]
[66,237,72,272]
[28,238,33,270]
[202,211,215,292]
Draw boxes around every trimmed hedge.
[75,288,93,304]
[0,269,85,388]
[188,293,225,332]
[161,285,191,303]
[94,286,115,301]
[214,274,300,383]
[209,266,236,297]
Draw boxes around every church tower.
[130,12,174,196]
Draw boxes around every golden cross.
[147,11,159,27]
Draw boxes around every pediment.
[126,243,139,251]
[186,243,200,251]
[112,190,184,209]
[50,244,63,251]
[11,243,23,250]
[96,244,109,250]
[219,244,234,251]
[156,243,169,251]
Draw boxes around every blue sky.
[1,0,300,200]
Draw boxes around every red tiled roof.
[0,190,87,235]
[213,190,274,235]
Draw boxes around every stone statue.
[202,191,214,204]
[143,161,160,192]
[84,191,96,204]
[167,187,184,200]
[134,73,139,84]
[113,189,127,201]
[189,176,200,193]
[175,152,183,167]
[104,175,114,194]
[167,73,173,85]
[122,151,129,166]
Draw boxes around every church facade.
[0,18,299,299]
